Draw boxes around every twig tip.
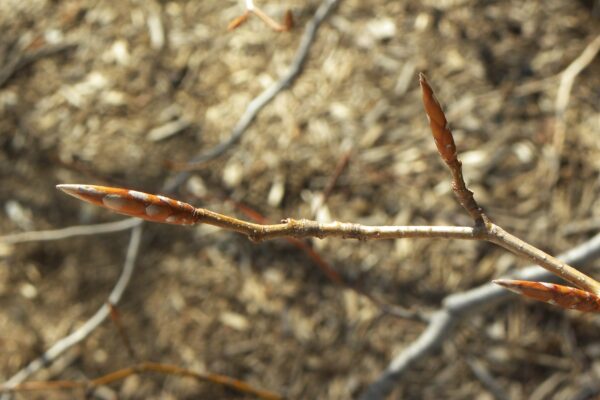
[492,279,523,295]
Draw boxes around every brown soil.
[1,0,599,399]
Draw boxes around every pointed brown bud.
[419,73,457,164]
[494,279,600,313]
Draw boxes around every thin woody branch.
[56,69,600,303]
[56,183,600,302]
[56,184,481,243]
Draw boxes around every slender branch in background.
[0,218,140,244]
[0,362,283,400]
[0,225,143,396]
[165,0,342,192]
[359,232,600,400]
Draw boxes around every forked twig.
[418,73,600,299]
[1,362,283,400]
[60,73,600,312]
[55,174,600,306]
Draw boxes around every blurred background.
[1,0,599,398]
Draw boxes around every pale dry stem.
[0,218,140,244]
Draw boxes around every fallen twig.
[1,362,283,400]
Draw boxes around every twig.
[0,218,140,244]
[0,224,143,396]
[419,74,600,296]
[58,184,480,237]
[359,232,600,400]
[165,0,341,190]
[56,183,600,297]
[250,7,293,32]
[1,362,283,400]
